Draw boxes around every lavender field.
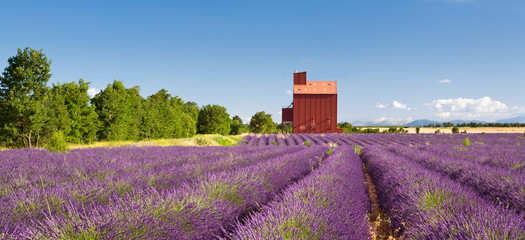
[1,133,525,239]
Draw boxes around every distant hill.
[449,119,488,125]
[355,117,525,127]
[496,116,525,123]
[404,119,439,127]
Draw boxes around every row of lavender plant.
[228,145,371,240]
[0,145,310,238]
[413,144,525,173]
[1,145,329,239]
[387,145,525,213]
[361,146,525,239]
[241,133,525,147]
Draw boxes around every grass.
[68,134,247,149]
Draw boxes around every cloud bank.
[426,96,518,119]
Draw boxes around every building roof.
[293,81,337,94]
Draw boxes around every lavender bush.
[229,145,371,240]
[362,146,525,239]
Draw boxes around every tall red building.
[282,71,342,133]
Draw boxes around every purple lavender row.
[275,135,287,146]
[415,144,525,174]
[15,145,329,239]
[388,145,525,213]
[228,145,371,240]
[361,146,525,239]
[0,146,305,237]
[245,133,525,147]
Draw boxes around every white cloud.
[426,96,519,119]
[375,101,411,110]
[439,79,452,83]
[431,96,507,113]
[392,100,410,110]
[286,90,293,95]
[87,88,101,98]
[375,103,387,109]
[437,112,451,118]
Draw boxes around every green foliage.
[354,145,361,154]
[213,136,234,146]
[271,140,278,145]
[230,115,248,135]
[0,47,52,148]
[435,129,441,134]
[482,132,486,135]
[197,104,231,135]
[46,130,68,152]
[517,142,521,146]
[249,111,275,134]
[277,122,293,134]
[462,137,470,147]
[385,127,408,133]
[416,127,420,134]
[91,81,144,141]
[48,79,99,144]
[196,138,213,146]
[419,190,452,212]
[451,126,459,134]
[304,140,310,147]
[141,89,196,139]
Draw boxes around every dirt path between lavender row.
[363,163,402,240]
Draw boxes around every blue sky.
[2,0,525,125]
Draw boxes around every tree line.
[0,47,278,149]
[424,122,525,128]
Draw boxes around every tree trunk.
[36,132,39,148]
[28,130,32,148]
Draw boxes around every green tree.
[337,121,357,133]
[48,79,99,144]
[452,126,459,134]
[230,115,248,135]
[249,111,275,133]
[91,81,143,141]
[141,89,196,139]
[197,104,231,135]
[0,47,52,148]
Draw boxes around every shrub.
[46,131,68,152]
[196,138,213,146]
[451,126,459,134]
[435,129,441,134]
[462,137,470,147]
[304,140,310,147]
[416,127,420,134]
[354,145,361,155]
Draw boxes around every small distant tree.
[230,115,248,135]
[416,127,420,133]
[197,104,231,135]
[452,126,459,134]
[276,122,292,133]
[249,111,275,134]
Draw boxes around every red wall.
[292,94,338,133]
